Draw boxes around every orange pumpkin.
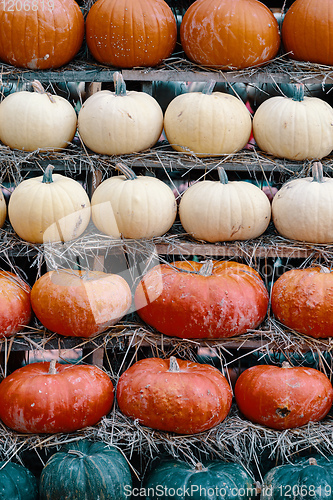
[0,0,84,69]
[180,0,280,70]
[85,0,177,68]
[116,356,232,434]
[0,270,31,337]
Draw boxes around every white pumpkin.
[0,190,6,228]
[272,161,333,243]
[91,163,177,239]
[77,72,163,155]
[163,80,252,157]
[0,80,77,152]
[8,165,91,243]
[253,84,333,160]
[179,167,271,242]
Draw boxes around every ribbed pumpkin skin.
[180,0,280,69]
[0,271,31,338]
[144,459,256,500]
[134,260,269,339]
[271,267,333,339]
[117,357,232,434]
[39,440,132,500]
[234,364,333,430]
[85,0,177,68]
[261,456,333,500]
[0,362,114,433]
[282,0,333,66]
[0,461,38,500]
[31,269,132,338]
[0,0,84,69]
[0,191,6,228]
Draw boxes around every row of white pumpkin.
[0,160,331,245]
[1,74,333,161]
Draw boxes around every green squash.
[143,459,257,500]
[261,455,333,500]
[0,461,38,500]
[39,440,132,500]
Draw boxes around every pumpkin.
[261,455,333,500]
[252,84,333,160]
[0,461,38,500]
[39,440,132,500]
[8,165,91,244]
[0,360,114,433]
[0,190,6,228]
[31,268,132,338]
[271,266,333,339]
[144,459,257,500]
[180,0,280,70]
[85,0,177,68]
[0,81,77,152]
[272,162,333,243]
[117,356,232,434]
[281,0,333,66]
[0,0,84,69]
[179,167,271,242]
[91,163,177,239]
[0,270,32,337]
[234,362,333,430]
[134,260,269,339]
[163,80,252,157]
[78,72,163,155]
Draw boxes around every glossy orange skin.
[0,0,84,69]
[117,357,232,434]
[0,271,31,337]
[234,364,333,430]
[271,267,333,338]
[86,0,177,68]
[180,0,280,70]
[282,0,333,66]
[134,260,269,339]
[31,269,132,338]
[0,361,114,433]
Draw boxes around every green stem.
[312,161,324,183]
[42,165,54,184]
[217,166,228,185]
[292,83,305,102]
[202,79,216,96]
[113,71,127,97]
[115,162,137,180]
[168,356,180,372]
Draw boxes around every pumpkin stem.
[195,463,204,472]
[199,260,214,277]
[292,83,305,102]
[113,71,127,97]
[312,162,324,183]
[168,356,180,373]
[48,359,57,374]
[114,162,137,180]
[42,164,55,184]
[319,266,330,274]
[281,361,291,369]
[32,79,56,103]
[202,79,216,96]
[217,167,228,185]
[308,458,318,466]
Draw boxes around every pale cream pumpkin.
[77,72,163,155]
[0,191,6,228]
[253,84,333,160]
[91,163,177,239]
[179,167,271,242]
[8,165,91,244]
[272,161,333,243]
[0,81,77,152]
[163,80,252,157]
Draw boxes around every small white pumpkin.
[179,167,271,242]
[91,163,177,239]
[253,84,333,160]
[163,80,252,157]
[0,190,6,228]
[8,165,91,243]
[0,81,77,152]
[78,72,163,155]
[272,161,333,243]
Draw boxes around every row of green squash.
[1,74,333,162]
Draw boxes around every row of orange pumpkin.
[1,75,333,162]
[0,0,330,71]
[1,258,333,340]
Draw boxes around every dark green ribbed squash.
[261,456,333,500]
[39,440,132,500]
[0,461,38,500]
[143,459,257,500]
